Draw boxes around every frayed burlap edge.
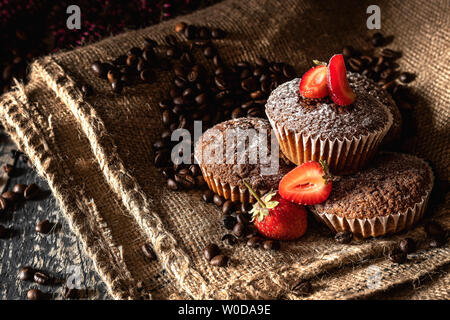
[0,79,144,300]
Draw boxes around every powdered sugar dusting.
[265,73,392,140]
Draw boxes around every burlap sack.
[0,0,448,299]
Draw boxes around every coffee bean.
[236,213,248,225]
[91,61,106,78]
[424,221,445,239]
[202,190,214,203]
[62,286,78,299]
[348,57,363,72]
[211,28,225,39]
[247,236,262,248]
[399,72,414,83]
[283,64,296,79]
[210,254,228,267]
[399,238,416,254]
[371,32,384,47]
[81,84,93,97]
[27,288,43,300]
[195,176,206,188]
[126,54,138,67]
[240,202,252,213]
[213,194,225,207]
[141,243,157,261]
[34,271,51,285]
[381,48,400,59]
[197,27,210,39]
[222,215,237,230]
[18,266,35,281]
[0,198,7,211]
[154,152,168,168]
[140,69,153,82]
[204,243,220,261]
[334,231,353,244]
[428,238,444,248]
[2,191,20,202]
[174,173,195,189]
[144,38,158,49]
[107,69,120,83]
[241,77,258,92]
[213,55,222,67]
[255,57,268,67]
[222,234,237,245]
[111,80,123,93]
[203,46,216,59]
[342,45,354,58]
[167,178,178,191]
[175,21,187,33]
[233,222,246,238]
[263,240,280,251]
[222,200,234,214]
[184,25,197,40]
[36,220,52,234]
[0,225,7,238]
[292,280,312,296]
[388,248,407,263]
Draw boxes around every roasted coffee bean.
[202,190,214,203]
[381,48,400,59]
[283,64,296,79]
[334,231,353,244]
[18,266,35,281]
[195,93,208,105]
[167,178,178,191]
[154,152,168,168]
[241,77,258,92]
[204,243,220,261]
[81,84,93,97]
[62,286,78,299]
[2,191,20,202]
[174,77,187,88]
[180,52,193,66]
[0,198,7,211]
[107,69,120,83]
[212,55,222,67]
[153,139,166,150]
[250,90,264,99]
[165,35,178,46]
[195,176,206,188]
[161,110,173,125]
[240,202,252,214]
[184,25,197,40]
[342,45,354,58]
[0,225,7,238]
[128,47,142,57]
[255,56,268,67]
[141,243,157,260]
[211,28,225,39]
[388,248,407,264]
[380,68,394,80]
[222,234,237,245]
[111,80,123,93]
[399,238,416,254]
[347,57,363,72]
[126,54,138,66]
[175,21,187,33]
[371,32,384,47]
[0,164,12,177]
[166,47,180,59]
[13,183,27,196]
[210,254,228,267]
[198,27,210,39]
[236,213,248,225]
[213,194,225,207]
[144,38,158,49]
[247,236,262,248]
[424,221,445,239]
[174,173,195,189]
[231,107,243,119]
[263,240,280,251]
[33,271,51,285]
[222,200,234,214]
[36,220,52,234]
[428,238,444,248]
[399,72,414,83]
[27,288,43,300]
[189,165,200,177]
[222,215,237,230]
[292,280,312,296]
[382,80,396,92]
[91,61,106,78]
[203,46,216,59]
[233,222,246,238]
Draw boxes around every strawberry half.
[278,160,332,205]
[299,65,328,99]
[245,187,307,241]
[326,54,356,106]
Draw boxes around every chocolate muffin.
[194,117,293,203]
[310,152,434,238]
[265,73,394,175]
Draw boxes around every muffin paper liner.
[266,104,394,175]
[310,156,434,238]
[199,166,255,203]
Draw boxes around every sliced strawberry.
[278,160,332,205]
[327,54,356,106]
[299,65,328,99]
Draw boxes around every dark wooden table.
[0,130,110,300]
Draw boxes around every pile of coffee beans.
[342,32,418,141]
[18,266,61,300]
[203,243,228,267]
[91,23,297,193]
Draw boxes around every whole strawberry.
[244,182,307,240]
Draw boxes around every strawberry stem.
[313,59,327,66]
[242,180,266,208]
[319,160,333,183]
